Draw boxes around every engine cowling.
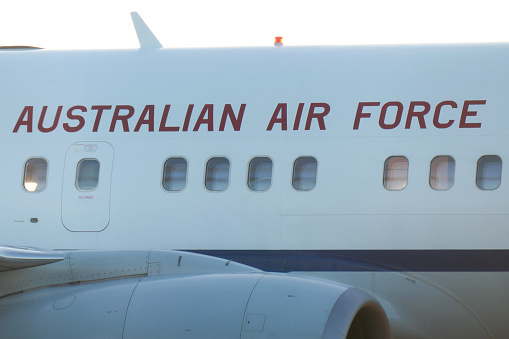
[0,272,389,338]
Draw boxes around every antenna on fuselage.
[130,12,162,49]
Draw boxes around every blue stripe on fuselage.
[186,250,509,272]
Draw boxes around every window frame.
[76,158,100,191]
[292,156,318,191]
[383,156,409,191]
[247,156,273,192]
[162,157,188,192]
[23,157,49,192]
[476,155,502,190]
[429,155,455,191]
[204,156,231,192]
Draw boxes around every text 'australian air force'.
[12,100,485,133]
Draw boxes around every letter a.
[13,106,34,133]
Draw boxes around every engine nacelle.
[0,272,390,338]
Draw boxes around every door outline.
[61,142,114,232]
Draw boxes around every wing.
[0,245,65,272]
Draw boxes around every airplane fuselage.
[1,44,509,338]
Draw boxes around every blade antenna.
[130,12,162,49]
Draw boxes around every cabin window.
[476,155,502,190]
[430,156,455,190]
[205,157,230,191]
[292,157,317,191]
[76,159,100,191]
[24,158,47,192]
[163,158,187,191]
[384,156,408,190]
[248,157,273,191]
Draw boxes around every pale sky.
[1,0,509,49]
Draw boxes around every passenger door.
[62,142,114,232]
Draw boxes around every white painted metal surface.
[1,43,509,338]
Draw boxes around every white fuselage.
[1,44,509,338]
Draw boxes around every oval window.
[76,159,100,191]
[430,156,455,190]
[248,157,273,191]
[292,157,317,191]
[384,156,408,190]
[476,155,502,190]
[205,157,230,191]
[24,158,48,192]
[163,158,188,191]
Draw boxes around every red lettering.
[13,106,33,133]
[63,106,86,132]
[38,106,62,133]
[293,103,305,130]
[405,101,430,129]
[158,105,179,132]
[267,103,288,131]
[134,105,155,132]
[305,103,330,130]
[353,102,380,130]
[219,104,246,131]
[91,105,112,132]
[193,104,214,131]
[109,105,135,132]
[433,101,456,129]
[182,105,194,132]
[459,100,485,128]
[379,102,403,129]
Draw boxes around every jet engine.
[0,249,390,338]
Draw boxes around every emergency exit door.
[62,142,114,231]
